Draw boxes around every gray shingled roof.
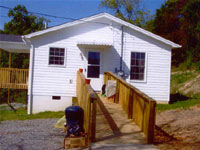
[0,34,24,43]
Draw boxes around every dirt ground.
[155,105,200,150]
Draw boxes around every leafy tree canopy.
[152,0,200,66]
[182,0,200,62]
[0,5,47,68]
[100,0,153,27]
[3,5,46,35]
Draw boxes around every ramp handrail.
[76,70,97,146]
[104,72,156,144]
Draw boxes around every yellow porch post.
[9,52,11,68]
[7,52,14,111]
[8,52,12,105]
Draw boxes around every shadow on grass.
[169,93,189,104]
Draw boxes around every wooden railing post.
[91,97,97,142]
[114,80,120,103]
[104,72,109,85]
[8,52,11,87]
[128,89,133,119]
[9,52,12,68]
[147,101,156,143]
[76,70,97,146]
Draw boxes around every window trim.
[129,51,147,83]
[48,47,67,67]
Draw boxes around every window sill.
[129,79,147,83]
[48,64,66,68]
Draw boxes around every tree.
[1,5,47,68]
[181,0,200,63]
[152,0,186,65]
[3,5,45,35]
[144,17,155,32]
[0,29,4,34]
[99,0,153,27]
[0,5,47,108]
[152,0,200,66]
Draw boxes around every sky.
[0,0,165,30]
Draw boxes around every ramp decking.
[92,95,157,149]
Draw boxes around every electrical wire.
[0,5,77,21]
[0,5,113,26]
[0,15,8,18]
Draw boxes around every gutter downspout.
[29,44,35,114]
[22,36,34,114]
[120,26,124,71]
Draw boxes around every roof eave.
[24,13,182,48]
[0,41,30,53]
[103,13,182,49]
[172,44,182,49]
[24,13,107,39]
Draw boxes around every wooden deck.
[0,68,29,89]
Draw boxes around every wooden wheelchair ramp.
[92,95,157,149]
[76,70,157,149]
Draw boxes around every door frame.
[84,49,103,78]
[84,49,104,91]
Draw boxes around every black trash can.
[65,106,84,137]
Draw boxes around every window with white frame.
[49,47,65,65]
[130,52,146,80]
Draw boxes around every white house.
[0,13,181,114]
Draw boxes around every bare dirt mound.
[155,106,200,150]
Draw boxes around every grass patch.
[157,98,200,111]
[170,71,197,94]
[171,72,195,84]
[0,107,64,122]
[171,71,196,85]
[165,69,200,111]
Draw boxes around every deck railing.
[104,72,156,144]
[76,70,97,146]
[0,68,29,89]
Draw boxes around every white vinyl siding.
[30,17,172,107]
[31,21,113,98]
[123,27,171,102]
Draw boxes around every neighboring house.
[0,13,181,114]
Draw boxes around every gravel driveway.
[0,119,65,150]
